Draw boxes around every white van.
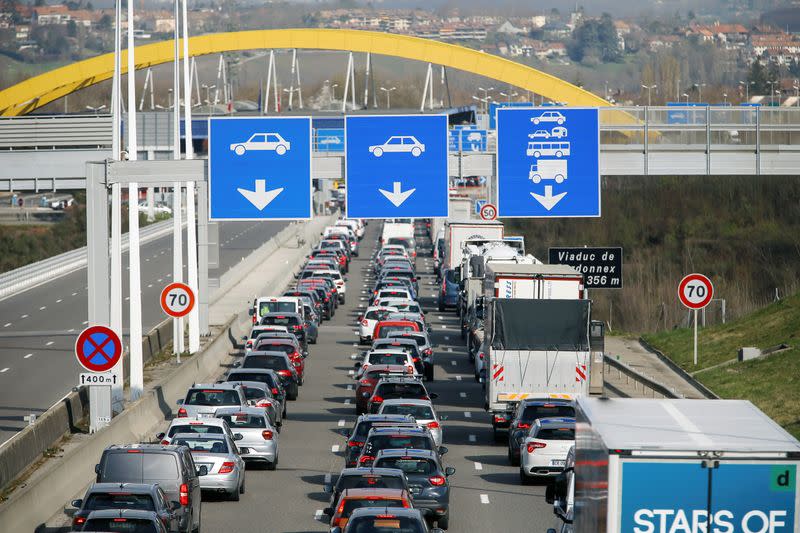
[250,296,303,325]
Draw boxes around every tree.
[747,61,769,95]
[67,19,77,38]
[567,14,622,64]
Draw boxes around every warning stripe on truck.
[576,363,587,382]
[497,393,574,401]
[492,364,504,382]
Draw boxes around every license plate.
[550,459,566,467]
[409,486,423,495]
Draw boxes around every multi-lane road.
[0,220,288,443]
[48,221,555,532]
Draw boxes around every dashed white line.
[20,314,28,319]
[348,370,355,376]
[474,462,483,471]
[56,299,62,303]
[3,323,10,328]
[480,494,490,504]
[346,384,353,391]
[0,367,9,373]
[24,353,33,359]
[450,360,457,366]
[82,321,89,325]
[441,325,447,329]
[338,419,346,427]
[125,297,130,301]
[459,392,467,398]
[464,411,472,418]
[157,279,163,283]
[344,399,351,405]
[71,292,78,296]
[324,473,332,484]
[147,284,153,288]
[45,341,54,346]
[39,306,46,311]
[331,444,340,453]
[468,434,476,443]
[446,347,453,352]
[455,375,462,381]
[314,510,324,521]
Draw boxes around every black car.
[325,467,411,511]
[357,427,446,467]
[339,507,444,533]
[224,368,288,415]
[283,289,327,321]
[342,414,418,467]
[506,399,575,465]
[368,377,437,414]
[236,351,300,399]
[259,312,306,346]
[71,483,179,532]
[94,444,202,533]
[79,509,169,533]
[373,449,455,530]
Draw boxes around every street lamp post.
[768,81,779,106]
[723,93,728,105]
[642,84,657,107]
[694,83,706,103]
[86,105,107,114]
[379,86,396,109]
[682,92,690,104]
[477,86,494,112]
[739,80,754,104]
[499,91,518,103]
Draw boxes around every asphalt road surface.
[0,220,287,443]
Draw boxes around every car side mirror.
[233,361,241,368]
[70,499,83,508]
[440,415,448,421]
[247,308,254,316]
[234,433,244,441]
[238,447,250,455]
[156,432,165,440]
[322,507,334,517]
[197,465,208,476]
[241,335,248,341]
[429,393,439,400]
[94,464,101,475]
[438,446,448,455]
[445,466,456,476]
[175,399,184,405]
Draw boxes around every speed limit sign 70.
[678,274,713,310]
[160,282,195,318]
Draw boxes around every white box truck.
[482,298,597,434]
[445,221,504,271]
[483,263,585,300]
[550,397,800,533]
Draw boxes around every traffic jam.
[63,216,581,533]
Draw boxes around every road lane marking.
[147,284,153,288]
[464,411,472,418]
[3,323,10,328]
[56,299,62,303]
[338,419,346,427]
[314,510,324,521]
[348,370,355,376]
[469,434,476,443]
[480,494,490,504]
[451,361,457,366]
[39,306,46,310]
[455,375,462,381]
[331,445,340,453]
[447,348,453,352]
[474,462,483,471]
[438,316,444,320]
[324,474,332,484]
[82,320,89,325]
[344,399,351,405]
[444,336,450,341]
[459,392,467,398]
[68,328,75,332]
[20,314,28,319]
[441,325,447,329]
[71,292,77,296]
[0,368,8,373]
[45,341,54,346]
[346,384,353,391]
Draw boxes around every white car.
[313,269,347,303]
[355,349,416,378]
[531,111,566,125]
[335,219,364,239]
[550,126,568,138]
[374,298,422,316]
[215,407,279,470]
[243,325,290,353]
[357,306,399,344]
[519,417,575,484]
[156,417,239,445]
[377,399,444,447]
[230,133,291,156]
[369,136,425,157]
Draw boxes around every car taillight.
[427,421,440,429]
[73,517,86,527]
[361,319,369,326]
[479,353,484,360]
[527,441,547,453]
[179,483,189,506]
[276,370,292,377]
[252,315,257,324]
[292,325,302,331]
[271,387,279,395]
[372,396,383,404]
[177,408,187,417]
[262,430,273,440]
[359,380,371,385]
[423,349,432,356]
[337,500,346,515]
[219,461,235,474]
[359,455,374,464]
[161,439,170,445]
[290,351,301,360]
[348,440,364,447]
[494,415,507,423]
[518,423,531,429]
[429,476,446,486]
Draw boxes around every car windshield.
[342,498,405,517]
[167,424,224,438]
[258,301,295,315]
[174,437,229,454]
[535,427,575,440]
[375,383,426,399]
[241,388,267,401]
[392,303,420,313]
[227,373,273,386]
[337,475,405,492]
[368,353,408,366]
[242,356,288,370]
[377,325,415,338]
[378,291,408,300]
[261,316,300,327]
[380,404,434,420]
[374,457,436,475]
[387,237,414,249]
[254,343,295,355]
[101,453,178,484]
[185,389,240,406]
[521,405,575,422]
[84,493,156,512]
[367,435,432,452]
[217,413,267,429]
[345,515,426,533]
[82,518,160,533]
[366,309,395,321]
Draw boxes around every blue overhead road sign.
[497,107,599,218]
[209,117,312,220]
[345,114,449,219]
[315,128,345,152]
[449,128,487,152]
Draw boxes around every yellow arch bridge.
[0,28,608,116]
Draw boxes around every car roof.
[357,414,415,423]
[519,398,574,407]
[226,368,278,376]
[169,417,228,427]
[379,398,433,408]
[85,509,161,519]
[87,482,158,494]
[369,349,411,355]
[244,350,290,358]
[374,448,438,460]
[261,312,302,318]
[189,383,240,391]
[226,380,269,390]
[105,444,184,452]
[339,467,406,478]
[363,364,410,373]
[368,426,428,436]
[373,338,416,345]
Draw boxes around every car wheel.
[556,151,563,158]
[240,474,246,494]
[359,336,367,345]
[437,515,449,530]
[373,147,383,157]
[508,446,520,466]
[411,146,421,157]
[267,457,278,471]
[276,145,287,155]
[310,337,317,344]
[533,151,541,158]
[234,145,245,155]
[557,118,564,125]
[229,487,240,501]
[492,427,502,443]
[520,467,533,485]
[438,302,445,312]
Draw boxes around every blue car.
[438,268,459,312]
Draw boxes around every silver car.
[156,416,241,445]
[227,380,283,428]
[171,432,246,501]
[216,406,279,470]
[176,383,247,419]
[376,398,445,447]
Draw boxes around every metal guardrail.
[0,218,178,301]
[603,354,682,399]
[0,115,112,149]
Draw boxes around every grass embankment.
[643,291,800,438]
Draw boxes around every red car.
[372,320,420,341]
[354,364,410,415]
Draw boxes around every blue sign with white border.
[315,128,345,152]
[209,117,312,220]
[497,107,599,218]
[489,102,534,129]
[449,128,487,152]
[345,114,449,219]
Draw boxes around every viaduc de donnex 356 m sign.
[496,107,600,218]
[208,117,313,220]
[549,247,623,289]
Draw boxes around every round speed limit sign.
[480,202,498,221]
[678,273,713,310]
[160,282,195,318]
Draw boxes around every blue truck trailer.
[565,398,800,533]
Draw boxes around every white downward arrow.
[531,185,567,211]
[379,181,416,207]
[237,179,284,210]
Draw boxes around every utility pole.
[172,0,184,357]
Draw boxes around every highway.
[0,220,288,443]
[51,221,553,532]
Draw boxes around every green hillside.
[643,292,800,438]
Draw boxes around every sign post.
[160,282,195,364]
[678,273,714,365]
[75,325,123,432]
